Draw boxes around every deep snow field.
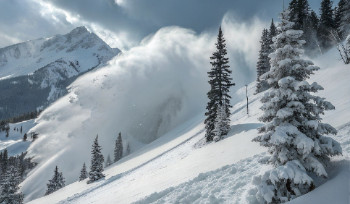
[21,47,350,204]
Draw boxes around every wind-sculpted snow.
[135,154,267,204]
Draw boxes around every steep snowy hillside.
[26,45,349,204]
[0,119,36,156]
[18,21,265,201]
[0,26,120,119]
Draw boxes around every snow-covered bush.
[252,10,342,203]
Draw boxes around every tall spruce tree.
[204,27,234,142]
[88,135,105,183]
[45,166,65,195]
[318,0,336,49]
[289,0,310,30]
[267,19,278,57]
[288,0,319,52]
[0,167,24,204]
[79,163,88,181]
[253,10,342,203]
[309,10,319,31]
[256,29,271,93]
[114,133,123,162]
[268,19,277,43]
[304,11,321,53]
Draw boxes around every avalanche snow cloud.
[22,17,265,201]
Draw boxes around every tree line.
[45,132,131,195]
[0,151,36,204]
[256,0,350,94]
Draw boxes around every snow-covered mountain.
[0,26,120,119]
[18,25,349,203]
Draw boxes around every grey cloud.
[0,0,340,49]
[0,0,75,47]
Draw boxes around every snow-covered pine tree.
[253,10,342,203]
[0,167,24,204]
[204,27,234,142]
[105,154,112,167]
[288,0,320,52]
[213,104,229,142]
[318,0,336,49]
[256,29,271,93]
[88,135,105,183]
[114,132,123,162]
[268,19,277,45]
[79,163,88,181]
[45,166,65,195]
[288,0,310,30]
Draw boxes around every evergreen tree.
[126,143,131,155]
[79,163,88,181]
[334,6,342,33]
[253,10,342,203]
[22,134,27,142]
[88,135,105,183]
[289,0,310,30]
[1,150,8,173]
[256,29,271,93]
[339,0,350,39]
[213,104,229,142]
[309,10,319,30]
[0,167,23,204]
[304,10,321,54]
[105,154,112,167]
[45,166,65,195]
[318,0,336,49]
[268,19,277,43]
[204,27,234,142]
[114,133,123,162]
[288,0,320,52]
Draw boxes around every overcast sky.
[0,0,340,50]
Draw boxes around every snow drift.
[21,16,265,201]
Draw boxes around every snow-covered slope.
[0,119,36,156]
[23,26,349,203]
[0,26,120,120]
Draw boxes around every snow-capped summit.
[0,26,119,79]
[0,26,120,119]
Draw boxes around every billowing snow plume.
[21,18,265,201]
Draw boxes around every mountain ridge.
[0,26,120,120]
